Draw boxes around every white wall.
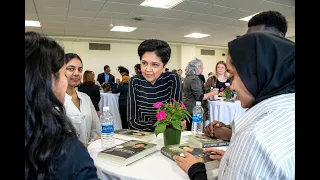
[53,37,227,81]
[196,48,228,80]
[56,39,178,80]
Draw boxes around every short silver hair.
[185,58,203,76]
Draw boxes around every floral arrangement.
[221,86,233,99]
[101,82,111,92]
[153,99,190,136]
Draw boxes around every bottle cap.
[196,101,201,106]
[103,106,110,111]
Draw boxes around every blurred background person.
[97,65,115,85]
[183,58,218,130]
[134,63,142,75]
[205,61,231,96]
[112,75,130,129]
[78,70,101,114]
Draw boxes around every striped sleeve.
[171,73,182,102]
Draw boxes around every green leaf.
[172,121,181,131]
[155,123,167,136]
[172,113,183,121]
[153,120,163,127]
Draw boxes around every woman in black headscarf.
[175,32,295,180]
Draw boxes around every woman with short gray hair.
[182,58,218,130]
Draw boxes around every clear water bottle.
[191,101,204,135]
[100,106,114,149]
[233,91,237,100]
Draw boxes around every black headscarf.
[228,32,295,106]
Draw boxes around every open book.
[98,140,157,166]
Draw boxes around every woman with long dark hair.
[25,31,98,179]
[64,53,101,147]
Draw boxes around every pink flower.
[181,102,187,109]
[153,102,163,108]
[171,98,177,102]
[156,111,166,121]
[220,87,224,91]
[226,86,231,89]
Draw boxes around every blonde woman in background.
[78,70,101,113]
[64,53,101,147]
[112,75,130,129]
[205,61,231,96]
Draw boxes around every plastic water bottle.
[233,91,237,100]
[100,106,114,149]
[191,101,204,135]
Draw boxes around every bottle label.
[102,124,114,134]
[192,115,202,123]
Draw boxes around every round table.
[208,100,247,125]
[87,131,227,180]
[99,92,122,130]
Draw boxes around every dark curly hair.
[138,39,171,66]
[248,11,288,36]
[25,31,77,179]
[118,65,129,76]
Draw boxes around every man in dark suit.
[97,65,115,85]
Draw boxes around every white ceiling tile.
[171,1,210,13]
[159,9,193,20]
[85,29,109,37]
[41,22,66,28]
[25,27,42,33]
[38,15,66,22]
[108,0,144,5]
[25,0,34,6]
[126,15,155,22]
[34,0,70,8]
[37,7,68,16]
[25,5,36,14]
[68,9,99,17]
[262,0,295,7]
[93,18,134,27]
[102,2,138,13]
[67,16,95,24]
[26,13,38,21]
[97,11,129,20]
[90,25,114,30]
[129,6,166,16]
[216,0,262,12]
[25,0,294,46]
[220,9,255,19]
[200,4,235,16]
[186,0,223,4]
[70,0,106,11]
[188,13,247,27]
[42,27,65,34]
[64,30,86,36]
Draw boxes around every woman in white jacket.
[63,53,101,147]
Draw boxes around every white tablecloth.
[208,100,247,125]
[87,131,227,180]
[99,93,122,130]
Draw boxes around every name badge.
[69,114,82,124]
[225,83,230,86]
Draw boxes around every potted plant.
[222,86,233,99]
[153,99,190,146]
[101,82,111,93]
